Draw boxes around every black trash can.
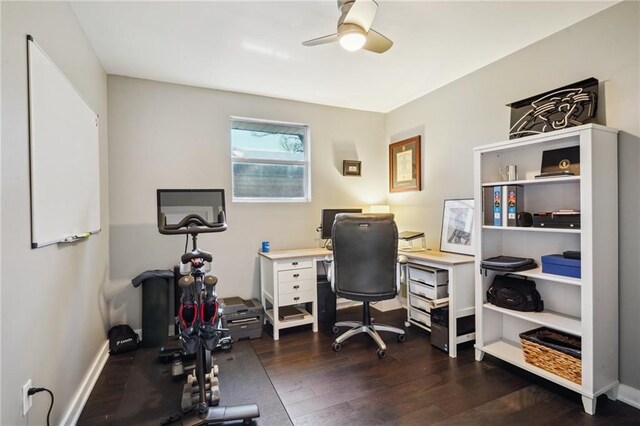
[316,276,336,324]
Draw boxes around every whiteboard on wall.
[27,35,101,248]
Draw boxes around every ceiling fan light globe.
[339,32,366,51]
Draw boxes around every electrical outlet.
[22,379,32,416]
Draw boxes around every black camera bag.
[108,324,140,355]
[487,274,544,312]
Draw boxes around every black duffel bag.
[108,324,140,355]
[487,274,544,312]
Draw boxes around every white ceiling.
[70,1,616,113]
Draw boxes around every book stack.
[278,306,306,321]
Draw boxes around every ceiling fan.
[302,0,393,54]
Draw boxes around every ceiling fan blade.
[362,28,393,53]
[343,0,378,33]
[302,33,340,47]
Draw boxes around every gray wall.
[107,76,387,328]
[1,2,110,424]
[386,2,639,388]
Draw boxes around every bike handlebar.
[158,211,228,235]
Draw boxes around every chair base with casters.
[332,301,405,358]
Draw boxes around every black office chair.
[326,213,407,358]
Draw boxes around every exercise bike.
[158,189,259,425]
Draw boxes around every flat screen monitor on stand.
[320,208,362,249]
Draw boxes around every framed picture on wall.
[343,160,361,176]
[389,136,421,192]
[440,198,474,256]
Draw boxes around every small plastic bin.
[541,254,581,278]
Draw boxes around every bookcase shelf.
[473,124,619,415]
[478,339,582,393]
[512,266,582,286]
[482,226,581,234]
[483,303,581,336]
[482,176,581,187]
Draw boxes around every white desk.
[258,248,475,358]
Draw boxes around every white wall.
[0,2,4,417]
[107,75,387,328]
[386,2,640,389]
[1,2,110,424]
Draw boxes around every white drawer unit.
[259,249,326,340]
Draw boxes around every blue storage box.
[541,254,581,278]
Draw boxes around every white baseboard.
[617,383,640,410]
[60,340,109,426]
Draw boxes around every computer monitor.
[320,208,362,240]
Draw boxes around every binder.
[502,185,524,226]
[483,186,501,226]
[493,186,502,226]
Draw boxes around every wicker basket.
[519,327,582,384]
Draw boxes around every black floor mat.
[112,341,291,425]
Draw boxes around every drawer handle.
[293,273,300,278]
[293,285,300,289]
[294,297,300,301]
[292,261,298,266]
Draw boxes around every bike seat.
[181,249,213,264]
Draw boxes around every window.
[231,118,310,202]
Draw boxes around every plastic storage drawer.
[409,295,432,313]
[410,308,431,327]
[408,265,448,285]
[409,281,448,300]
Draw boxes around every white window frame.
[230,116,311,203]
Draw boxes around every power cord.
[159,404,194,426]
[28,387,54,426]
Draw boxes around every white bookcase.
[472,124,618,415]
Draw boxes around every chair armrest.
[396,255,408,295]
[323,255,335,292]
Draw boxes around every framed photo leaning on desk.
[440,198,474,256]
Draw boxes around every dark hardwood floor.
[80,307,640,425]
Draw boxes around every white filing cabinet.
[259,249,324,340]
